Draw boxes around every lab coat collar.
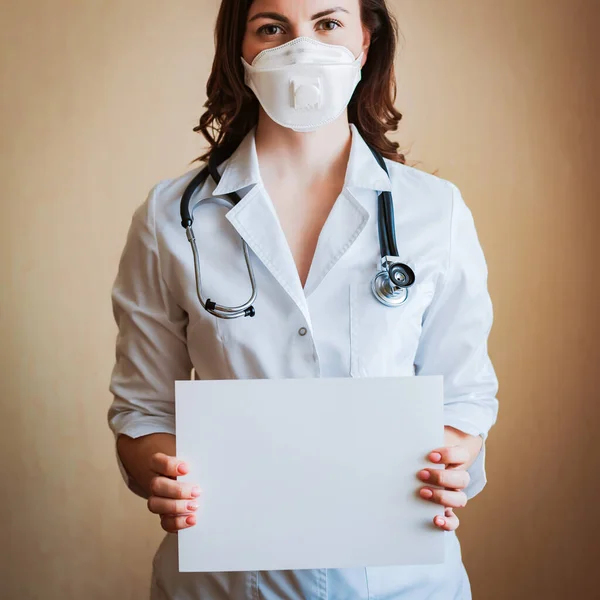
[344,124,393,192]
[195,122,387,327]
[210,123,392,198]
[211,129,261,198]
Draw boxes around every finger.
[148,496,200,516]
[150,475,202,500]
[434,507,460,531]
[150,453,189,478]
[428,446,470,467]
[419,487,468,509]
[160,513,196,533]
[418,468,470,491]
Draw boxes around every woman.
[108,0,499,598]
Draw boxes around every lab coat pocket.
[349,276,434,378]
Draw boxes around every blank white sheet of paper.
[175,375,445,573]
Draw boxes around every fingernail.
[436,517,445,526]
[177,463,188,475]
[420,488,433,499]
[187,502,198,511]
[419,470,430,480]
[191,486,202,497]
[430,452,442,462]
[186,515,196,525]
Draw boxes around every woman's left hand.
[417,426,484,531]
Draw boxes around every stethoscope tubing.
[181,160,257,318]
[185,211,258,318]
[367,146,400,259]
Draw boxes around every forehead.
[247,0,361,19]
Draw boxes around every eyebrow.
[248,7,350,24]
[311,7,349,20]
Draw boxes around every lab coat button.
[298,327,308,337]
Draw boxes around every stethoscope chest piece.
[372,270,409,306]
[371,258,416,307]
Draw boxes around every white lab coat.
[108,124,499,600]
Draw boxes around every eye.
[316,19,342,31]
[257,23,285,36]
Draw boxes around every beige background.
[1,0,598,598]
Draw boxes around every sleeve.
[414,181,499,500]
[108,183,193,498]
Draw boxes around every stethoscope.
[180,145,416,319]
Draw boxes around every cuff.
[444,417,489,501]
[109,416,176,499]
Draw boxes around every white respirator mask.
[241,36,364,132]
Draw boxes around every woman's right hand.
[146,452,202,533]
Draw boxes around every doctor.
[108,0,499,598]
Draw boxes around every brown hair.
[192,0,406,167]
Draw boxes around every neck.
[254,110,352,186]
